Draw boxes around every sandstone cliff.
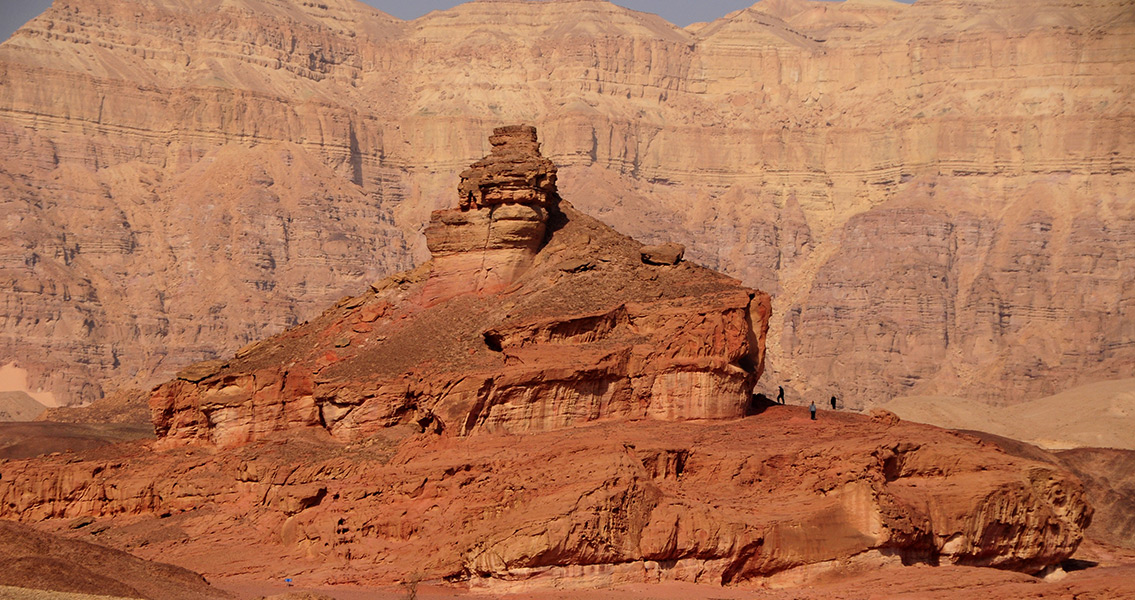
[0,407,1092,587]
[0,125,1096,591]
[1,0,1132,407]
[150,126,770,446]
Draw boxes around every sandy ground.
[0,587,136,600]
[0,421,153,459]
[0,363,56,407]
[876,378,1135,450]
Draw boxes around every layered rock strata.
[150,127,771,446]
[423,126,554,301]
[0,128,1096,592]
[1,0,1131,406]
[0,407,1091,586]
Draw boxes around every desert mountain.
[0,0,1131,407]
[0,130,1095,591]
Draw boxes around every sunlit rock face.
[1,0,1132,405]
[423,125,554,302]
[0,408,1091,586]
[149,126,771,447]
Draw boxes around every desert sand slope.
[0,587,138,600]
[37,389,150,425]
[0,0,1131,408]
[878,378,1135,450]
[0,422,153,459]
[0,521,229,600]
[0,392,46,422]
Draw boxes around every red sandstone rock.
[640,243,685,266]
[0,407,1091,589]
[149,127,770,447]
[457,125,557,210]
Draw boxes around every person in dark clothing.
[777,386,785,404]
[830,395,837,410]
[809,401,816,420]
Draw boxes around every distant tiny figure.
[777,386,785,404]
[831,395,837,410]
[810,401,817,420]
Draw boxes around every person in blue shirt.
[810,401,817,420]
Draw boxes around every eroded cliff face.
[0,123,1098,590]
[0,408,1091,586]
[149,126,770,446]
[1,0,1133,405]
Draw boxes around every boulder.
[640,242,686,266]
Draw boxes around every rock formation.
[1056,447,1135,551]
[0,0,1131,407]
[0,407,1092,588]
[150,126,771,447]
[0,126,1097,593]
[423,125,556,301]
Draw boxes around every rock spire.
[457,125,557,210]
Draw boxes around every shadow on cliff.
[746,393,779,416]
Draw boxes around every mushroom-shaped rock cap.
[458,125,557,210]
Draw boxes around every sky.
[0,0,913,44]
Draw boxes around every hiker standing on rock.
[810,401,817,420]
[777,386,785,404]
[831,395,837,410]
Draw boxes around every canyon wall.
[0,0,1132,405]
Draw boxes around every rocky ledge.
[150,126,771,447]
[0,407,1090,587]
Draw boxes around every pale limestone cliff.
[0,0,1132,405]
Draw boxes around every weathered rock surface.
[0,0,1131,407]
[150,127,770,446]
[1055,447,1135,551]
[0,407,1091,587]
[640,243,685,266]
[935,428,1135,552]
